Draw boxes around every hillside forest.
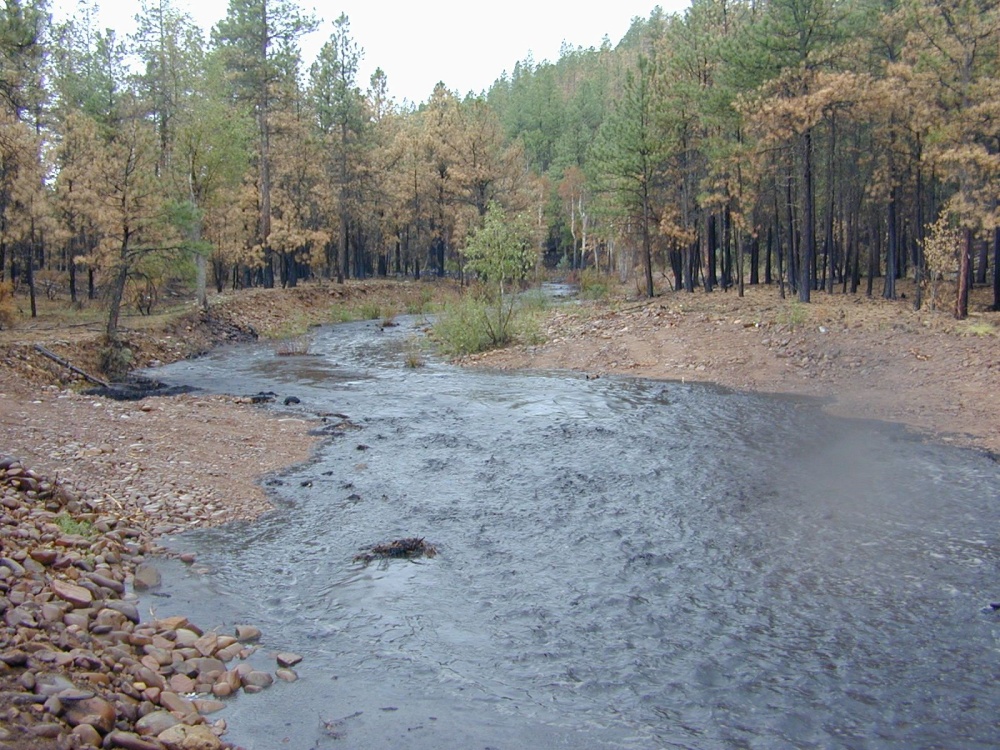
[0,0,999,348]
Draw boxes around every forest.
[0,0,998,350]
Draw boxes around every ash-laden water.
[144,315,1000,750]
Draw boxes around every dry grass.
[274,335,313,356]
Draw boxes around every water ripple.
[144,316,1000,750]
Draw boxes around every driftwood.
[33,345,110,387]
[353,537,437,565]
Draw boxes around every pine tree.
[213,0,317,288]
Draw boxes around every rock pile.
[0,455,299,749]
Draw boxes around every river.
[142,310,1000,749]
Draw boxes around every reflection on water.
[145,315,1000,750]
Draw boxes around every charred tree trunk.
[669,245,682,291]
[684,239,696,293]
[799,128,815,303]
[992,226,1000,312]
[641,187,654,298]
[721,205,732,290]
[955,226,972,319]
[913,163,926,311]
[975,235,988,284]
[751,233,760,286]
[883,192,898,300]
[106,249,130,340]
[705,213,716,293]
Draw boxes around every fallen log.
[33,344,110,388]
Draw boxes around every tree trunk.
[992,226,1000,312]
[641,189,654,298]
[25,247,36,318]
[706,212,717,291]
[955,226,972,319]
[684,239,696,293]
[721,206,732,290]
[847,207,860,294]
[69,256,78,304]
[883,192,897,300]
[975,234,988,284]
[259,109,274,289]
[824,116,836,294]
[784,169,797,296]
[799,128,814,303]
[866,216,879,297]
[669,245,682,291]
[106,250,130,340]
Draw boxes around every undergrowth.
[432,291,546,356]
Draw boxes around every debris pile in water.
[353,537,437,565]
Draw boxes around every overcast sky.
[51,0,691,105]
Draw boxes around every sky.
[50,0,692,105]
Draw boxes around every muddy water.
[144,316,1000,749]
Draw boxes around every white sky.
[50,0,692,105]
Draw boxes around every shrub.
[518,287,550,312]
[99,336,134,378]
[579,268,608,300]
[461,202,537,347]
[405,288,435,315]
[782,301,808,328]
[921,213,962,311]
[0,281,14,329]
[357,301,382,320]
[432,295,498,356]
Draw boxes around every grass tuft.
[274,335,313,356]
[962,320,996,337]
[54,513,95,538]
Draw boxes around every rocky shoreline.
[0,453,307,750]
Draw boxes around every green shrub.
[579,268,608,300]
[356,301,382,320]
[518,287,550,312]
[782,301,808,328]
[99,336,134,378]
[405,288,435,315]
[432,295,499,356]
[331,307,355,323]
[432,289,547,356]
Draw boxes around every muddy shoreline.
[470,284,1000,456]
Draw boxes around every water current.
[142,304,1000,749]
